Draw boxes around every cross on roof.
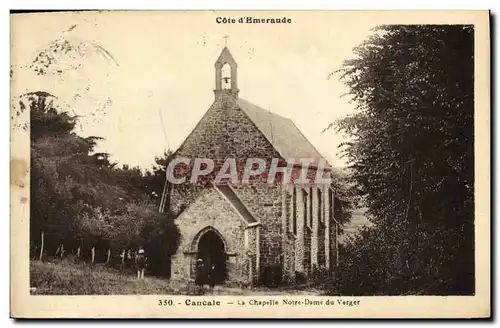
[223,34,229,47]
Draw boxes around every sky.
[11,11,379,169]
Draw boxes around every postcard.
[10,10,490,318]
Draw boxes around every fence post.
[121,250,125,269]
[39,231,44,262]
[91,247,95,265]
[106,248,111,265]
[75,246,81,264]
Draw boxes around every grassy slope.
[30,260,320,295]
[30,260,180,295]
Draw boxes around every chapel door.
[197,230,227,284]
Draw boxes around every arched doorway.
[197,230,227,285]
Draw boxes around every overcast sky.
[11,11,381,169]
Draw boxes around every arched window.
[221,63,231,89]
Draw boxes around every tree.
[26,91,181,264]
[26,91,125,255]
[141,150,174,205]
[330,167,357,231]
[139,208,180,277]
[330,25,474,295]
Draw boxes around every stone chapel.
[164,47,339,286]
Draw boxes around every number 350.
[158,299,174,306]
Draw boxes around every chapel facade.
[165,47,339,286]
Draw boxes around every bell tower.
[214,46,239,98]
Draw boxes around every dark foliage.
[140,210,181,278]
[329,25,474,295]
[23,91,181,266]
[261,264,283,287]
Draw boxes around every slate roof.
[236,98,329,168]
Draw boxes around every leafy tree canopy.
[330,25,474,295]
[26,91,180,271]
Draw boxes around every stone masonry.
[166,47,338,286]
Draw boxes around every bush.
[294,271,307,285]
[261,264,283,287]
[311,265,329,286]
[139,211,180,278]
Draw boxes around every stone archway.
[192,227,228,285]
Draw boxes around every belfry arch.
[214,47,239,97]
[221,63,232,89]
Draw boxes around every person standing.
[195,258,205,287]
[135,247,147,280]
[126,249,133,269]
[208,263,216,289]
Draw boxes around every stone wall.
[169,93,293,282]
[171,188,254,284]
[168,92,281,215]
[317,223,326,267]
[282,186,296,281]
[231,184,283,280]
[173,93,281,181]
[167,91,338,285]
[168,92,330,214]
[282,183,334,279]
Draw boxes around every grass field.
[30,260,321,296]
